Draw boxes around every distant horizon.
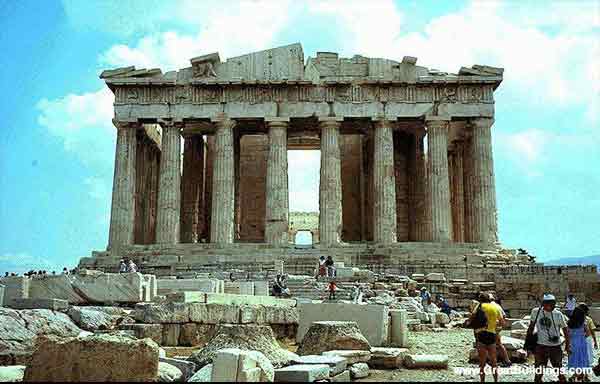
[1,0,598,272]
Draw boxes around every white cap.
[543,293,556,302]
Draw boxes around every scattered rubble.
[297,321,371,355]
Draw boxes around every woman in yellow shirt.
[473,293,505,383]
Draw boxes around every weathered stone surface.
[156,121,181,244]
[319,118,343,246]
[435,312,450,325]
[264,120,290,246]
[404,354,448,369]
[511,320,530,330]
[425,273,446,282]
[292,355,348,376]
[297,303,388,346]
[349,362,370,379]
[158,279,222,296]
[500,336,524,351]
[322,350,371,364]
[67,306,120,331]
[158,362,183,382]
[159,357,196,381]
[188,324,294,369]
[0,308,82,365]
[9,298,69,311]
[331,369,351,382]
[297,321,371,356]
[368,347,408,369]
[135,302,190,324]
[0,284,5,307]
[23,334,160,382]
[239,304,298,325]
[389,309,408,347]
[426,118,452,241]
[205,293,295,307]
[274,364,330,382]
[188,303,239,324]
[212,348,274,382]
[119,323,163,344]
[188,364,212,382]
[162,324,181,346]
[0,366,25,382]
[373,119,398,244]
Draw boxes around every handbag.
[524,304,543,352]
[466,303,488,329]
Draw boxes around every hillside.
[543,254,600,269]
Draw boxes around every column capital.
[371,118,396,129]
[265,116,290,123]
[470,117,494,129]
[157,119,184,130]
[112,119,139,130]
[211,116,236,130]
[318,116,343,130]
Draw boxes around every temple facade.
[81,43,514,275]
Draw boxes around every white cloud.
[37,87,115,168]
[100,0,293,71]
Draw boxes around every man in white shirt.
[530,293,570,383]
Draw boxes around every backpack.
[466,304,488,329]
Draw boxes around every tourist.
[420,287,431,309]
[325,256,335,278]
[62,267,69,275]
[317,256,327,280]
[565,293,577,318]
[473,292,504,383]
[566,306,592,381]
[530,293,570,383]
[437,296,451,316]
[3,272,8,277]
[126,259,137,273]
[352,285,363,304]
[272,274,283,297]
[328,280,337,300]
[579,304,598,371]
[490,294,512,368]
[280,275,291,298]
[118,260,127,274]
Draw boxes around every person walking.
[567,306,592,381]
[473,292,504,383]
[530,293,570,383]
[328,280,337,301]
[490,294,512,367]
[579,304,598,375]
[325,256,335,278]
[317,256,326,280]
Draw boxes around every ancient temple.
[81,43,515,276]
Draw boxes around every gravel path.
[357,328,600,382]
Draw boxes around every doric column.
[108,120,137,250]
[156,120,182,244]
[210,118,236,244]
[426,117,452,241]
[319,117,343,246]
[450,142,465,242]
[470,117,498,243]
[180,134,204,243]
[264,118,289,246]
[409,130,427,241]
[373,119,398,244]
[462,134,474,242]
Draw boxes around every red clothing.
[328,282,337,291]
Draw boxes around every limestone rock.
[292,355,347,376]
[23,333,160,382]
[274,364,329,382]
[404,354,448,369]
[435,312,450,325]
[322,350,371,364]
[297,321,371,355]
[158,362,183,382]
[425,273,446,282]
[187,364,212,382]
[211,348,274,382]
[0,366,25,382]
[0,308,81,365]
[67,306,119,331]
[331,370,351,382]
[501,336,524,351]
[369,347,408,369]
[135,302,190,324]
[349,362,370,379]
[511,320,530,330]
[188,324,293,369]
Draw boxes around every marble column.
[319,117,343,246]
[108,120,137,250]
[426,117,452,241]
[462,134,474,242]
[156,121,182,244]
[409,130,427,241]
[265,119,289,246]
[373,119,398,244]
[470,117,498,243]
[180,134,204,243]
[450,143,465,242]
[210,118,236,244]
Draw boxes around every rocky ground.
[358,329,600,382]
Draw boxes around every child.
[328,280,337,300]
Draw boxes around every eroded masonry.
[78,43,590,291]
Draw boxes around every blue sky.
[0,0,598,273]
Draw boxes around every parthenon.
[83,42,507,274]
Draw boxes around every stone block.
[8,298,69,311]
[297,303,388,346]
[336,267,354,278]
[119,323,163,344]
[501,336,524,351]
[239,305,298,325]
[349,362,369,379]
[205,293,295,307]
[0,284,4,307]
[274,364,330,382]
[389,310,408,347]
[0,277,29,304]
[135,302,190,324]
[0,365,25,382]
[166,291,206,303]
[292,355,347,376]
[404,354,448,369]
[253,281,269,296]
[189,303,240,324]
[368,347,408,369]
[425,273,446,282]
[157,278,221,295]
[211,348,274,382]
[322,350,371,364]
[162,324,181,346]
[188,364,212,382]
[331,369,350,382]
[435,312,450,325]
